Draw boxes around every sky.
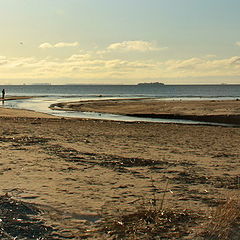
[0,0,240,85]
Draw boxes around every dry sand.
[0,101,240,239]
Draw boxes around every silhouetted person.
[2,89,5,99]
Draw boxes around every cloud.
[107,40,165,52]
[165,58,203,70]
[236,41,240,46]
[39,43,53,49]
[161,56,240,79]
[231,56,240,65]
[67,54,91,61]
[39,41,79,49]
[1,53,240,84]
[54,42,79,48]
[0,56,8,66]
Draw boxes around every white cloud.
[230,56,240,65]
[0,56,8,66]
[1,54,240,83]
[39,41,79,49]
[67,54,91,61]
[236,41,240,46]
[107,40,165,52]
[54,42,79,48]
[39,43,53,49]
[165,58,203,70]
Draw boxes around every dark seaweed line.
[42,144,174,178]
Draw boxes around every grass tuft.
[98,181,199,239]
[198,197,240,240]
[99,204,198,239]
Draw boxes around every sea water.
[1,84,240,124]
[1,84,240,98]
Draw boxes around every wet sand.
[51,99,240,125]
[0,104,239,239]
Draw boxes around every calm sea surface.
[1,84,240,124]
[1,84,240,98]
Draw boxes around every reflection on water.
[1,96,233,126]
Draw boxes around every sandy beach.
[51,99,240,125]
[0,100,240,239]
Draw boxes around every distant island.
[137,82,165,86]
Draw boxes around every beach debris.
[44,144,170,177]
[172,170,210,185]
[0,136,50,146]
[0,195,53,239]
[171,169,240,190]
[98,207,199,239]
[44,145,161,167]
[213,175,240,189]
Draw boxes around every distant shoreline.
[1,83,240,86]
[0,96,34,101]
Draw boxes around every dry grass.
[98,181,200,239]
[98,200,199,240]
[198,197,240,240]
